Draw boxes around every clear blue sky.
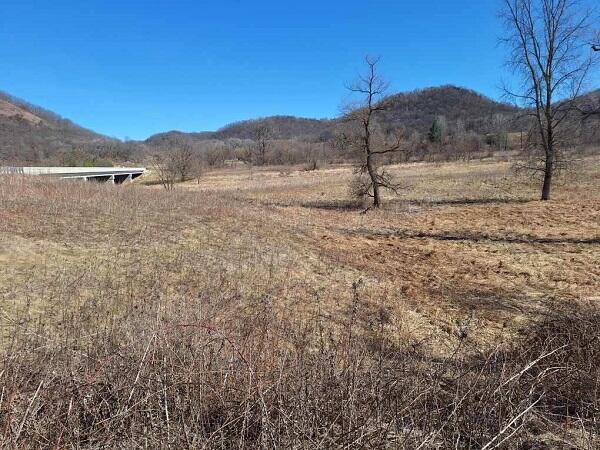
[1,0,511,140]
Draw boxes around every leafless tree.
[343,56,403,209]
[500,0,594,200]
[253,125,273,166]
[170,144,196,182]
[486,113,510,152]
[149,143,202,190]
[150,153,177,190]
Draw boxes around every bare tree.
[486,114,510,152]
[150,153,177,190]
[235,146,253,166]
[500,0,594,200]
[149,143,202,190]
[343,56,403,209]
[253,125,273,166]
[303,143,321,171]
[170,144,196,182]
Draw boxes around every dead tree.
[344,56,403,209]
[500,0,593,200]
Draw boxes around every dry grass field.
[175,158,600,348]
[1,156,599,448]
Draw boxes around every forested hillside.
[144,86,524,145]
[1,86,597,166]
[377,86,521,133]
[0,91,144,165]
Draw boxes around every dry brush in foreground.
[2,286,599,448]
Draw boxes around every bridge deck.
[0,166,146,182]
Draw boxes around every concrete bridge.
[0,166,146,184]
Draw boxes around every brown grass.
[1,156,599,447]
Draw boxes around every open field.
[1,157,599,448]
[176,158,600,346]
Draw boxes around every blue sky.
[1,0,513,140]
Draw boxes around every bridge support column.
[109,175,115,184]
[125,173,133,183]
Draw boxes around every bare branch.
[342,56,405,208]
[500,0,593,200]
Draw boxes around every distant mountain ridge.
[1,85,597,164]
[144,86,523,146]
[145,116,333,147]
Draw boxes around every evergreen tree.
[428,116,445,144]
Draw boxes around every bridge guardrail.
[0,167,25,174]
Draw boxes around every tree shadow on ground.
[295,197,533,212]
[297,199,364,211]
[405,198,533,207]
[341,228,600,245]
